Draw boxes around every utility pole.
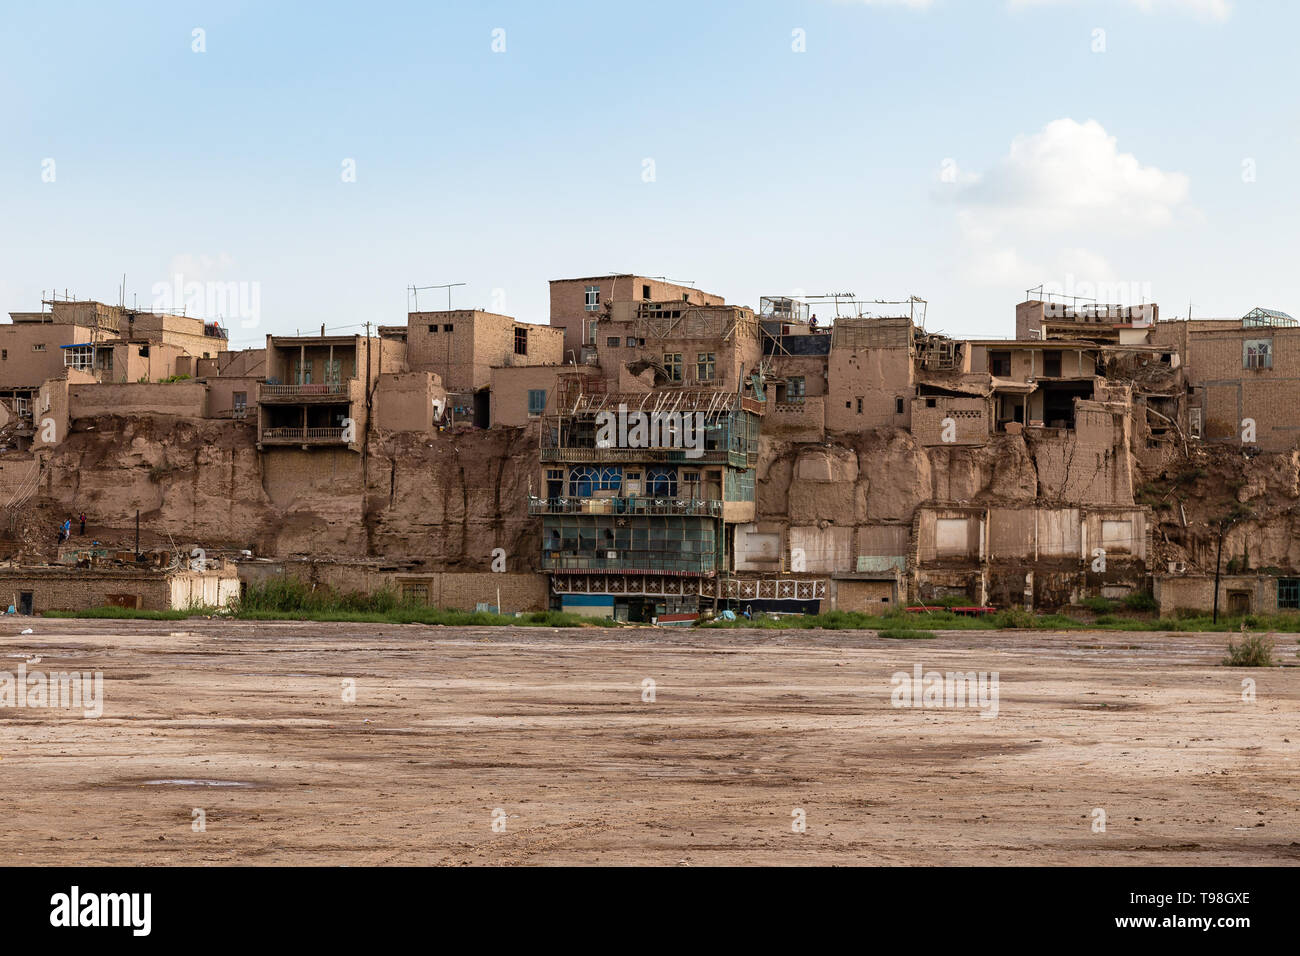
[1212,512,1243,624]
[1212,524,1224,624]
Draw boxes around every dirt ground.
[0,620,1297,865]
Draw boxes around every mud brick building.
[7,277,1300,619]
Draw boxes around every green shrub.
[1081,596,1114,614]
[1123,591,1158,612]
[992,608,1036,629]
[1223,633,1274,667]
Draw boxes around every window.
[664,353,683,381]
[607,336,620,348]
[696,352,715,382]
[323,359,342,384]
[1244,339,1273,369]
[989,350,1011,377]
[1,350,6,360]
[233,392,247,415]
[527,389,546,417]
[63,345,95,371]
[642,284,651,300]
[514,327,528,355]
[626,337,637,347]
[584,285,601,312]
[787,377,806,402]
[585,320,598,345]
[443,323,454,333]
[138,345,149,357]
[894,397,904,414]
[400,581,430,604]
[568,465,622,497]
[682,293,689,302]
[925,397,937,408]
[1189,407,1203,439]
[856,397,864,414]
[1279,578,1300,609]
[294,359,311,385]
[646,467,676,497]
[681,470,702,497]
[428,324,438,333]
[1043,350,1062,377]
[32,343,46,352]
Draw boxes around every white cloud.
[948,118,1190,231]
[943,119,1190,291]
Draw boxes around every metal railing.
[540,553,717,574]
[260,426,347,442]
[539,446,750,468]
[259,382,350,398]
[529,496,723,517]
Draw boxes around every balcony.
[260,426,349,445]
[540,446,752,468]
[258,382,351,403]
[529,496,723,517]
[540,553,717,574]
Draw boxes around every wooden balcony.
[258,382,351,403]
[259,426,349,445]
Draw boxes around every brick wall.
[237,561,548,611]
[911,396,988,446]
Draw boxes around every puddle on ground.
[142,779,253,788]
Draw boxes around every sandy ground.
[0,619,1297,865]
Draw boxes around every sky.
[1,0,1296,346]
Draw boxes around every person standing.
[78,511,86,535]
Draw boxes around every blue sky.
[1,0,1296,344]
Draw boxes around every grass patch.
[232,606,614,628]
[1223,633,1275,667]
[232,580,614,627]
[1122,591,1158,612]
[877,628,935,640]
[42,606,196,620]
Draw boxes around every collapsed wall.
[16,414,540,573]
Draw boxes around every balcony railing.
[260,426,348,443]
[529,496,723,517]
[259,382,350,402]
[540,446,752,468]
[540,553,717,574]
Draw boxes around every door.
[18,591,33,615]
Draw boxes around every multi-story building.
[1,296,229,440]
[548,274,725,365]
[257,333,396,452]
[532,371,763,622]
[402,309,563,426]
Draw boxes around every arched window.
[569,466,622,496]
[568,466,599,497]
[646,467,676,497]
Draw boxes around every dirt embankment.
[12,416,540,570]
